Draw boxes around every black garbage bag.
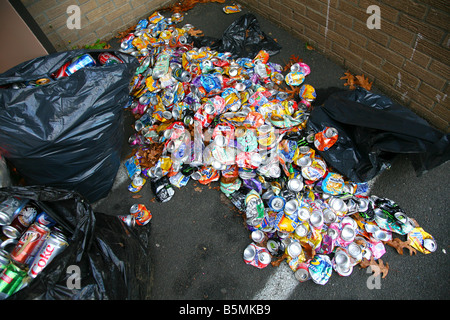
[0,50,139,203]
[0,186,151,300]
[190,13,282,59]
[307,87,450,182]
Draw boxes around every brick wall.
[21,0,171,51]
[239,0,449,132]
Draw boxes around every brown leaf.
[301,243,316,260]
[359,257,389,278]
[188,28,204,37]
[271,253,288,267]
[340,71,373,91]
[385,238,417,256]
[355,74,373,91]
[340,71,357,90]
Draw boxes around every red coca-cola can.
[98,52,124,65]
[51,61,71,79]
[10,222,50,265]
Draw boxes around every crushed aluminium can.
[130,204,152,226]
[308,254,332,285]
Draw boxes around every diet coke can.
[28,231,69,278]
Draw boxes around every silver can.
[295,264,311,282]
[251,230,265,244]
[323,208,337,224]
[28,231,69,278]
[287,178,304,193]
[0,197,29,226]
[287,241,302,258]
[243,244,256,263]
[297,207,311,221]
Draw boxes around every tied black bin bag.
[0,186,151,300]
[190,13,282,59]
[0,50,139,203]
[308,87,450,182]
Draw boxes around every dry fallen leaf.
[188,28,204,37]
[355,74,373,91]
[271,253,288,267]
[163,0,226,13]
[359,257,389,278]
[340,71,357,90]
[340,71,373,91]
[386,238,417,256]
[301,243,316,261]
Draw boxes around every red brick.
[388,38,431,68]
[410,101,449,132]
[338,0,367,23]
[382,62,420,89]
[416,38,450,66]
[428,59,450,80]
[404,60,446,90]
[306,7,330,29]
[379,0,427,20]
[361,60,396,87]
[328,7,353,29]
[353,20,390,47]
[334,24,367,47]
[433,102,450,123]
[418,81,446,101]
[349,42,383,66]
[367,40,404,67]
[381,20,415,45]
[425,8,450,30]
[360,0,400,23]
[326,29,350,48]
[398,14,445,44]
[332,43,363,68]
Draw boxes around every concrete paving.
[92,1,449,303]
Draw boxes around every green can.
[0,249,10,273]
[0,263,27,299]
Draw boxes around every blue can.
[268,196,286,212]
[35,211,57,228]
[66,54,96,75]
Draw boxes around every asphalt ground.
[92,0,449,308]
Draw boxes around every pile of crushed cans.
[118,10,437,285]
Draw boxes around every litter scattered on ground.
[116,8,438,286]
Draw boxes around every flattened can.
[308,254,332,285]
[0,262,28,299]
[295,262,311,282]
[10,222,50,265]
[28,231,69,278]
[268,196,285,212]
[130,204,152,226]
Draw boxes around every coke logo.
[30,244,55,276]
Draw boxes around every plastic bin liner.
[0,50,139,203]
[0,186,151,300]
[190,13,282,59]
[307,87,450,182]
